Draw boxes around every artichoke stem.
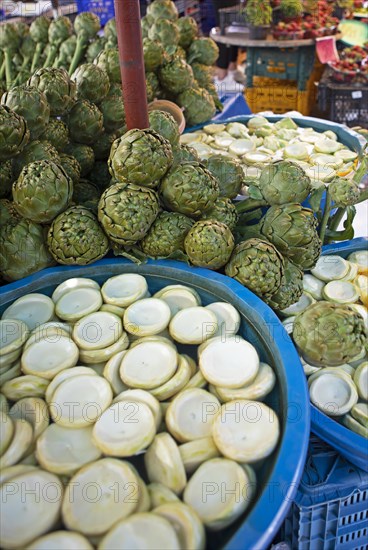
[13,57,30,86]
[327,206,346,232]
[318,186,332,244]
[0,58,5,81]
[68,37,87,76]
[4,50,13,90]
[31,43,44,73]
[43,45,58,68]
[235,198,266,213]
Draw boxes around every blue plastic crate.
[76,0,114,25]
[281,436,368,550]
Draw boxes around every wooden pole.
[114,0,149,130]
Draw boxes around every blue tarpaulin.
[214,92,252,120]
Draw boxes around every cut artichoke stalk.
[280,292,315,317]
[303,274,325,300]
[169,307,218,344]
[62,459,138,536]
[314,138,342,154]
[144,432,187,494]
[0,349,21,370]
[199,335,259,388]
[306,165,336,183]
[183,458,252,530]
[55,287,102,321]
[0,319,29,356]
[101,274,148,307]
[282,316,296,334]
[0,418,33,469]
[212,400,279,462]
[150,355,192,401]
[123,298,171,336]
[21,336,79,379]
[348,250,368,275]
[182,370,207,391]
[0,362,22,386]
[322,280,360,304]
[166,388,220,443]
[73,311,123,350]
[154,502,206,550]
[203,123,226,134]
[284,143,309,160]
[351,402,368,427]
[340,261,359,282]
[148,483,180,508]
[308,369,358,416]
[1,374,49,401]
[0,412,14,455]
[354,275,368,307]
[45,366,98,404]
[1,294,54,331]
[229,139,255,156]
[243,151,271,164]
[9,397,49,441]
[36,424,102,475]
[26,531,93,550]
[92,400,156,456]
[179,437,220,474]
[342,414,368,438]
[336,364,356,378]
[0,394,9,414]
[99,513,180,550]
[119,340,178,390]
[100,304,125,319]
[334,149,358,162]
[205,302,241,338]
[154,287,201,316]
[103,350,128,396]
[50,375,113,427]
[311,255,350,282]
[78,333,129,365]
[52,277,100,303]
[300,356,321,376]
[349,303,368,330]
[113,389,162,431]
[0,470,63,548]
[213,136,234,149]
[0,464,37,486]
[354,362,368,401]
[212,362,276,402]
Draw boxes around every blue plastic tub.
[281,435,368,550]
[0,259,310,550]
[309,237,368,473]
[76,0,114,25]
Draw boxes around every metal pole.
[114,0,149,130]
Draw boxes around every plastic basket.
[0,259,310,550]
[281,435,368,550]
[309,237,368,473]
[245,78,313,116]
[76,0,114,25]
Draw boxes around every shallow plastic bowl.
[0,259,310,550]
[311,237,368,472]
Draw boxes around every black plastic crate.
[318,68,368,127]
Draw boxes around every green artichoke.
[225,238,285,299]
[248,160,312,205]
[0,218,54,281]
[205,155,244,199]
[143,38,165,72]
[86,37,107,63]
[67,100,104,145]
[59,153,81,185]
[104,18,117,45]
[91,132,117,161]
[71,63,110,104]
[98,182,160,245]
[160,162,219,218]
[41,118,69,152]
[106,82,123,98]
[29,16,50,72]
[177,88,216,126]
[55,36,76,69]
[185,220,234,270]
[266,259,303,311]
[293,301,367,367]
[0,23,21,88]
[63,143,95,177]
[69,12,101,75]
[159,56,194,94]
[147,0,179,20]
[259,203,321,270]
[15,21,29,39]
[108,129,173,188]
[177,16,198,49]
[0,105,30,161]
[87,161,112,191]
[201,197,239,230]
[148,110,179,146]
[0,199,21,226]
[329,177,360,207]
[44,16,73,67]
[1,86,50,140]
[28,68,76,116]
[141,15,154,38]
[13,160,73,223]
[48,205,109,265]
[141,211,193,258]
[100,95,125,133]
[187,38,219,66]
[172,144,199,166]
[148,19,179,47]
[191,63,213,88]
[12,140,59,178]
[94,49,121,84]
[0,161,14,199]
[72,179,100,212]
[146,72,160,102]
